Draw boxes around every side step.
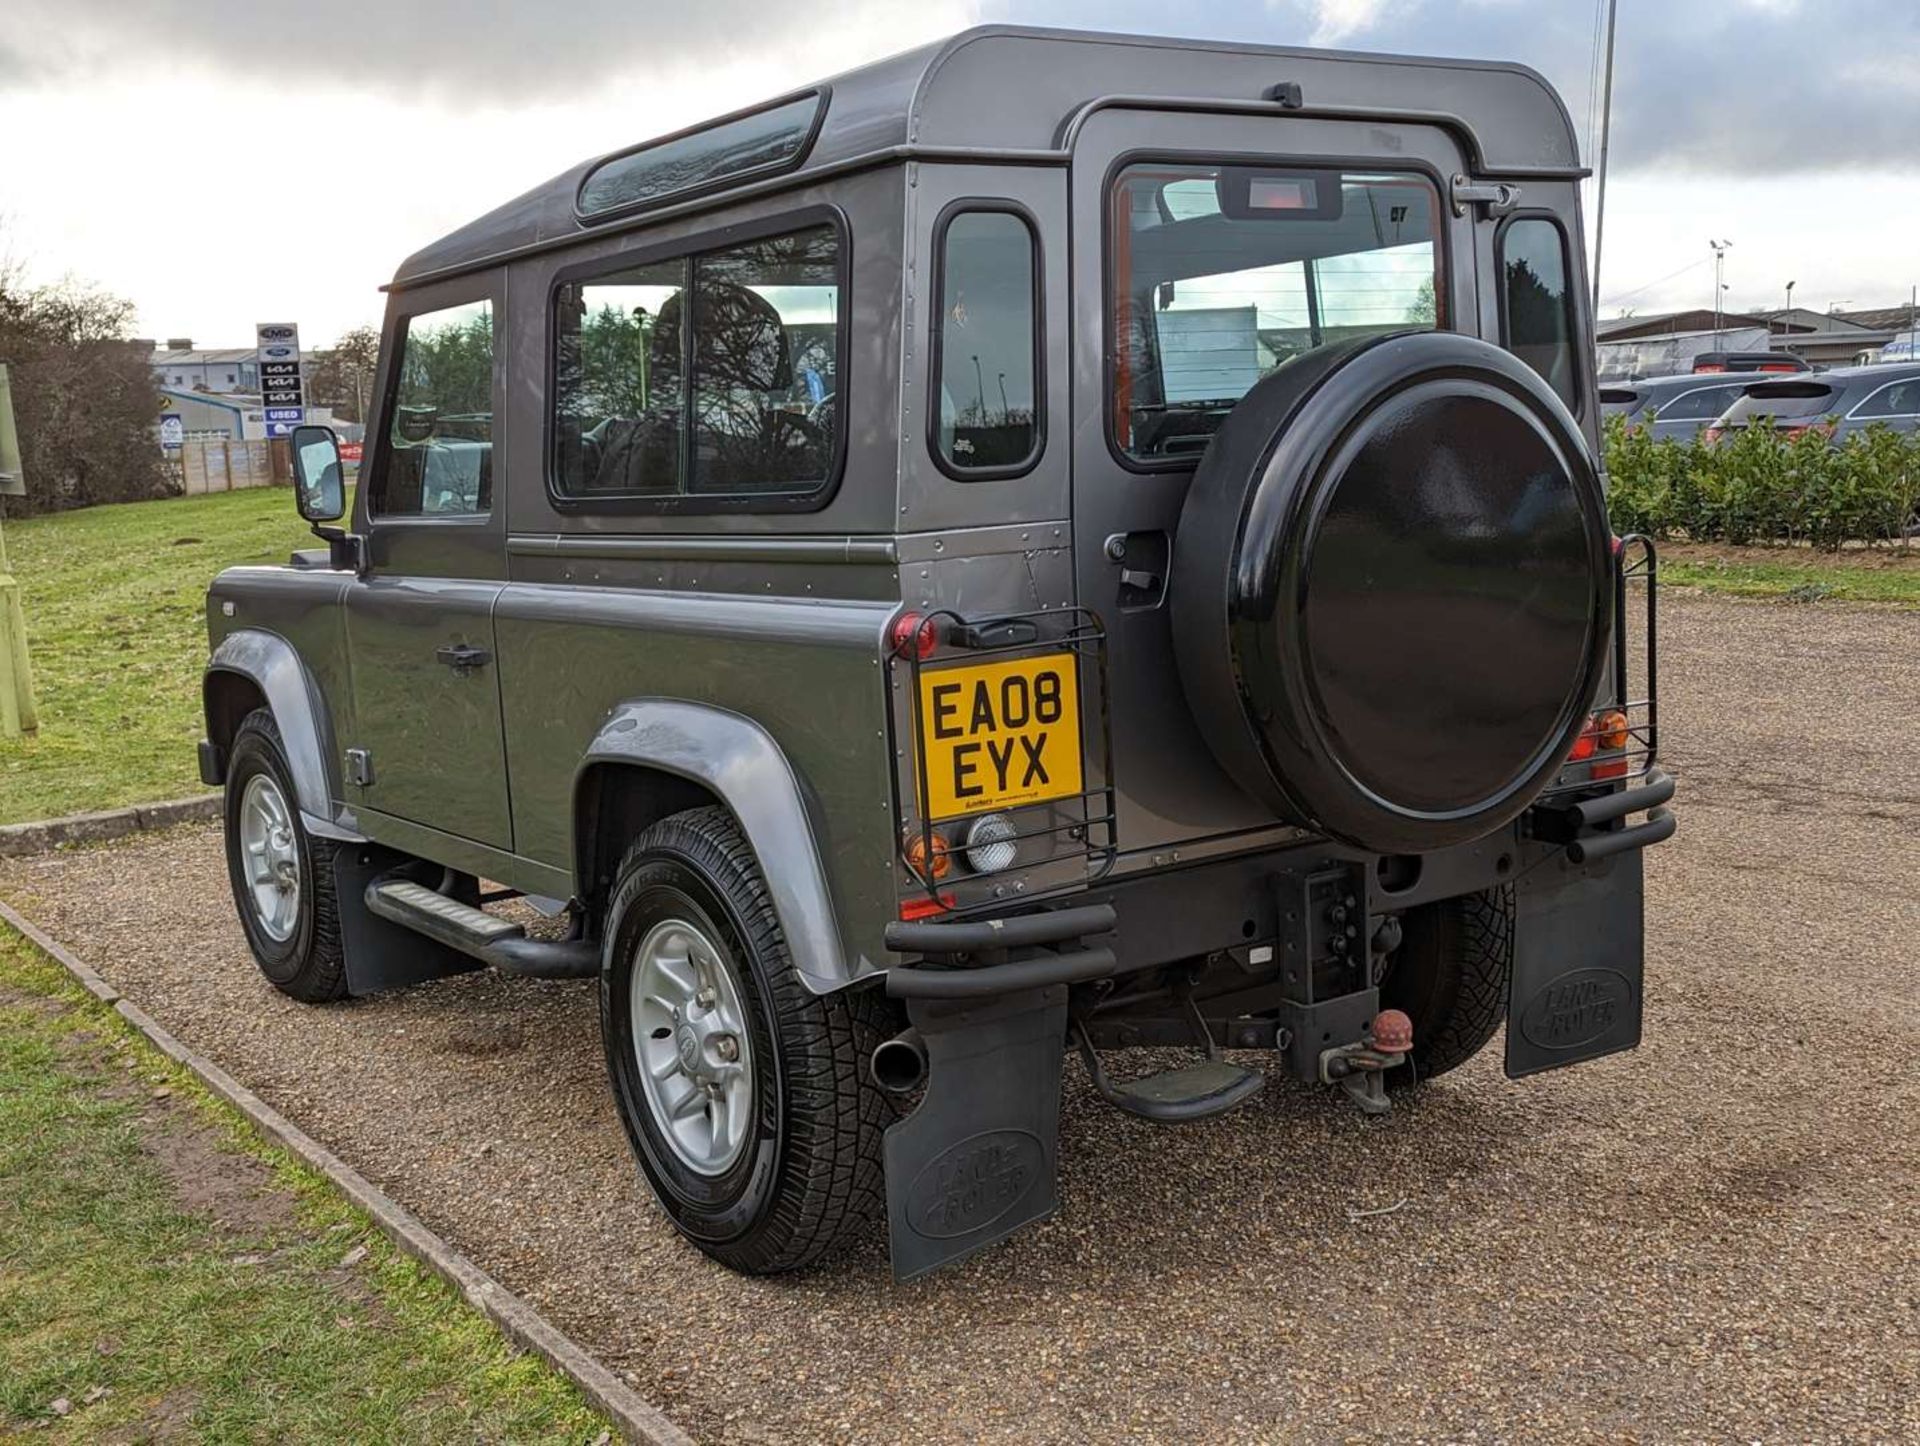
[1072,1018,1266,1124]
[364,878,599,980]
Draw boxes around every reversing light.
[963,813,1019,874]
[889,610,939,659]
[902,829,951,882]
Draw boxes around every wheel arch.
[573,700,853,993]
[204,629,357,839]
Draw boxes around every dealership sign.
[255,322,304,436]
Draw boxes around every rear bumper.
[882,904,1121,999]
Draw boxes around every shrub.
[1604,413,1920,549]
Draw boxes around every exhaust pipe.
[870,1027,928,1094]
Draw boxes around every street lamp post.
[1709,239,1733,342]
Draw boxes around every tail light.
[1567,709,1631,781]
[1593,709,1631,780]
[889,610,939,659]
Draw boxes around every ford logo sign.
[261,345,297,359]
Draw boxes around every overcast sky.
[3,0,1915,346]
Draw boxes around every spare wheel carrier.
[1169,331,1613,855]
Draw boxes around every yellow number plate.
[917,653,1083,820]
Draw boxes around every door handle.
[434,642,492,672]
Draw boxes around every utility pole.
[1709,239,1733,342]
[1784,279,1795,326]
[1589,0,1619,313]
[0,363,40,738]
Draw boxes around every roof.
[1595,310,1772,341]
[394,24,1581,288]
[1834,305,1920,332]
[150,349,256,365]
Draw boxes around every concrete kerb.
[0,895,693,1446]
[0,794,223,858]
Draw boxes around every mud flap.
[1506,851,1644,1078]
[885,985,1067,1282]
[331,845,480,996]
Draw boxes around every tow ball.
[1319,1009,1413,1116]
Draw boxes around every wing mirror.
[287,424,364,571]
[290,424,346,522]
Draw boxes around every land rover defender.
[202,26,1674,1281]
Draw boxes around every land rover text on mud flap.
[201,26,1675,1282]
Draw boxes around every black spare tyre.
[1171,331,1612,854]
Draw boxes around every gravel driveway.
[4,591,1916,1444]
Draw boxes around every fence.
[176,437,286,494]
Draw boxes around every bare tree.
[0,273,167,513]
[306,324,382,424]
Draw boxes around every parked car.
[200,25,1674,1283]
[1600,372,1764,442]
[1690,350,1810,375]
[1707,362,1920,443]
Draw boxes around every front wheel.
[600,806,896,1274]
[222,708,347,1002]
[1379,884,1514,1085]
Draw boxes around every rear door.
[1068,109,1478,858]
[345,278,514,849]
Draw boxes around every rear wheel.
[600,806,896,1273]
[1380,885,1514,1085]
[222,708,347,1003]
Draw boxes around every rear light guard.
[1544,534,1659,796]
[886,604,1118,916]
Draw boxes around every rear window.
[1499,216,1579,412]
[1599,387,1644,416]
[1719,382,1835,426]
[1109,164,1441,463]
[1654,382,1752,422]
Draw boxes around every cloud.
[2,0,971,102]
[1302,0,1390,45]
[1016,0,1920,176]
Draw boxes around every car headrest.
[651,281,793,397]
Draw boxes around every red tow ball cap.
[1370,1008,1414,1054]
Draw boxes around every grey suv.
[202,25,1673,1282]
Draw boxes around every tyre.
[222,707,348,1003]
[600,806,896,1273]
[1379,884,1514,1085]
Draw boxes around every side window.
[371,298,494,518]
[553,222,840,504]
[932,207,1041,476]
[1855,379,1920,418]
[1499,217,1579,413]
[1658,384,1745,422]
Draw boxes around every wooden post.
[0,363,40,738]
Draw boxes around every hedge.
[1604,415,1920,550]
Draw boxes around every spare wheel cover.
[1169,331,1613,854]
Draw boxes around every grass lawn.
[0,923,610,1442]
[0,489,317,825]
[1658,541,1920,606]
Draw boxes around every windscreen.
[1110,164,1442,462]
